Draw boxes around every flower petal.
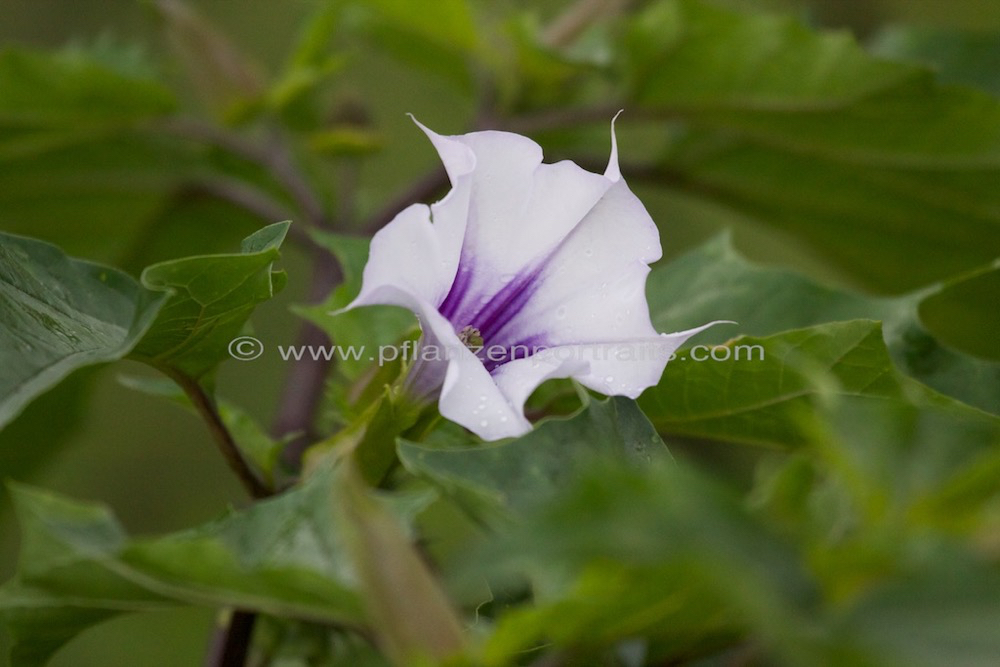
[493,322,727,413]
[490,354,589,416]
[490,179,662,349]
[419,306,532,441]
[355,283,531,440]
[408,115,477,185]
[438,352,533,440]
[415,122,615,327]
[346,119,730,442]
[605,109,624,182]
[349,203,454,310]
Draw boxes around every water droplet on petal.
[480,419,489,428]
[556,306,567,319]
[499,273,515,284]
[605,375,615,383]
[584,248,594,257]
[499,415,509,423]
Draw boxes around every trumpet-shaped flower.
[345,118,721,440]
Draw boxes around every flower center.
[457,325,484,353]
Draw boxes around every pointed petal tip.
[661,319,739,337]
[605,110,625,181]
[408,115,476,183]
[328,295,364,318]
[406,112,430,134]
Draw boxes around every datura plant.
[2,1,1000,666]
[345,118,724,440]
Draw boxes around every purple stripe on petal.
[437,262,473,320]
[437,204,481,320]
[472,267,543,342]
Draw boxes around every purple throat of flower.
[400,265,551,407]
[437,262,550,373]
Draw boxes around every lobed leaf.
[647,234,1000,414]
[0,463,434,664]
[131,221,290,382]
[638,320,905,448]
[398,395,667,525]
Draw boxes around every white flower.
[344,117,722,440]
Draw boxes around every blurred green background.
[1,0,999,664]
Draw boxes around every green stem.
[171,372,272,499]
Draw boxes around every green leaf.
[0,484,174,667]
[638,320,907,448]
[131,221,290,381]
[873,27,1000,96]
[647,235,1000,415]
[473,461,822,665]
[825,397,1000,533]
[118,474,365,625]
[475,455,1000,666]
[0,465,432,663]
[748,394,1000,609]
[836,560,1000,667]
[624,0,1000,291]
[398,395,668,523]
[649,235,893,338]
[0,232,166,431]
[751,399,1000,661]
[918,264,1000,362]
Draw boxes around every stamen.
[457,325,484,352]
